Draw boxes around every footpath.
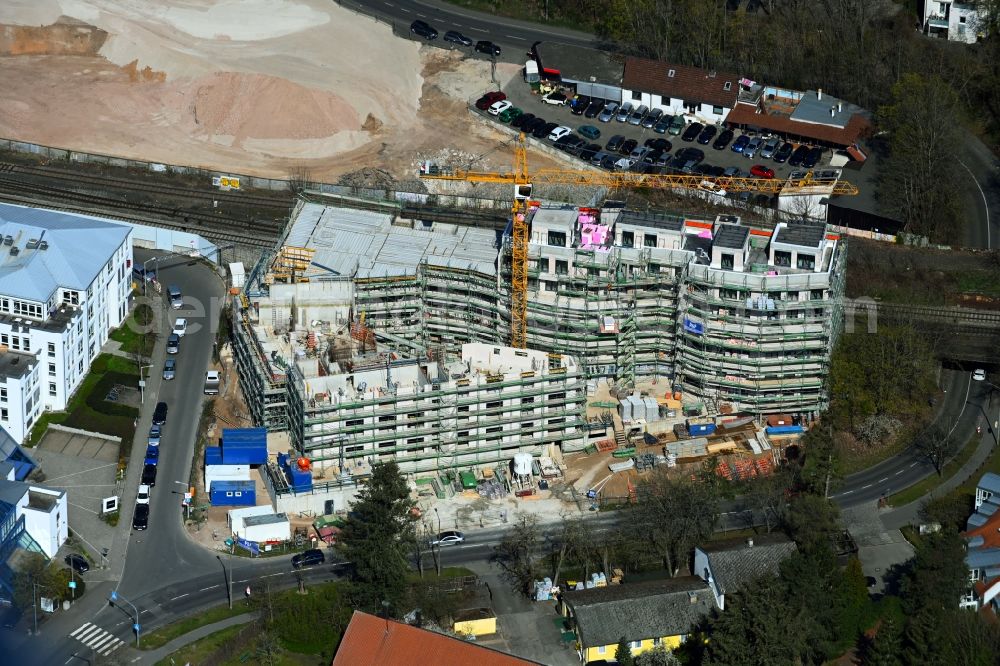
[126,613,258,664]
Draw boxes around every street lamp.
[108,590,141,647]
[176,480,191,521]
[217,555,233,610]
[139,364,154,403]
[142,256,159,296]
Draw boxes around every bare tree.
[915,423,957,476]
[493,515,544,596]
[634,471,720,576]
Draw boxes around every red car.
[475,91,506,110]
[750,164,775,179]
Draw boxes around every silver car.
[743,136,763,159]
[642,108,664,129]
[162,358,176,380]
[628,104,648,126]
[597,101,619,123]
[760,138,781,159]
[616,102,634,122]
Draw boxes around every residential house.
[621,57,739,125]
[0,204,133,441]
[331,610,541,665]
[694,533,797,610]
[961,473,1000,610]
[923,1,985,43]
[559,577,714,662]
[0,460,68,602]
[725,85,872,150]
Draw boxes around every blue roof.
[969,513,989,528]
[967,547,1000,569]
[222,428,267,447]
[0,204,131,302]
[210,479,255,491]
[979,473,1000,495]
[204,447,224,466]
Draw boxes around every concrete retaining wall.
[48,423,122,443]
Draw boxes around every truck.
[524,60,539,84]
[204,370,220,395]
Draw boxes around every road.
[960,135,1000,250]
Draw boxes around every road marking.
[878,477,888,483]
[959,159,991,249]
[199,584,220,591]
[909,462,917,468]
[70,623,125,655]
[399,7,410,12]
[470,27,488,32]
[384,2,394,6]
[895,470,903,475]
[417,12,426,17]
[70,623,93,638]
[861,484,872,489]
[452,23,462,27]
[170,592,189,601]
[265,572,285,577]
[506,35,526,40]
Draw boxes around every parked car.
[606,135,626,153]
[533,122,559,139]
[132,504,149,531]
[722,166,743,178]
[584,99,605,119]
[498,106,522,123]
[409,20,438,40]
[750,164,776,179]
[136,484,151,506]
[642,108,664,129]
[629,145,650,161]
[443,30,472,46]
[474,41,501,56]
[974,368,987,381]
[743,136,763,159]
[619,138,638,155]
[653,116,672,134]
[696,125,718,145]
[292,549,326,568]
[511,112,534,129]
[705,165,726,177]
[144,445,159,466]
[578,125,601,141]
[570,95,590,115]
[671,147,705,169]
[488,100,512,116]
[614,157,637,171]
[542,91,569,106]
[773,142,794,163]
[667,115,686,135]
[591,150,611,166]
[141,463,157,487]
[162,358,176,380]
[172,318,187,337]
[474,91,505,110]
[522,117,546,135]
[628,104,649,126]
[760,138,781,159]
[148,424,161,447]
[788,144,810,166]
[712,129,734,150]
[681,122,704,142]
[555,135,584,153]
[802,146,823,168]
[599,155,618,170]
[731,134,751,153]
[152,401,168,425]
[65,554,90,574]
[548,126,572,142]
[615,102,634,122]
[578,147,598,162]
[598,102,619,123]
[430,530,465,546]
[645,137,670,152]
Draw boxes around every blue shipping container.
[766,425,804,435]
[220,428,267,465]
[287,466,313,492]
[204,447,224,466]
[209,480,255,506]
[688,423,716,436]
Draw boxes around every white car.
[542,91,568,106]
[974,368,986,381]
[172,318,188,337]
[548,126,572,142]
[488,100,512,116]
[429,530,465,546]
[136,484,151,505]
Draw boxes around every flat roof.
[616,209,685,233]
[714,224,749,250]
[791,90,865,129]
[533,42,624,86]
[774,223,826,248]
[244,512,289,526]
[0,350,36,380]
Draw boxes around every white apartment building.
[923,0,986,43]
[0,204,133,441]
[0,460,68,559]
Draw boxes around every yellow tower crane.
[419,133,858,349]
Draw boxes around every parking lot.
[477,79,843,206]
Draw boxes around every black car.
[132,503,149,531]
[681,122,704,142]
[619,138,638,155]
[773,142,794,163]
[788,144,810,167]
[605,135,626,152]
[696,125,718,145]
[599,155,618,170]
[579,148,598,162]
[712,129,734,150]
[523,117,546,135]
[802,146,823,168]
[65,553,90,574]
[706,165,726,177]
[409,20,438,40]
[584,99,604,118]
[292,548,326,568]
[533,122,559,139]
[152,401,168,425]
[511,112,534,130]
[474,41,501,57]
[570,95,590,115]
[670,147,705,169]
[443,30,472,46]
[141,463,157,487]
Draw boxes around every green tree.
[831,558,873,644]
[635,645,680,666]
[877,73,965,241]
[795,420,842,497]
[336,462,415,615]
[899,528,968,615]
[859,617,902,666]
[615,636,634,666]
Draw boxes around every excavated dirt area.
[0,0,552,182]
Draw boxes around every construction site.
[229,178,845,514]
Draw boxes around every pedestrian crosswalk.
[69,622,126,656]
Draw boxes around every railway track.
[0,177,279,249]
[0,162,295,208]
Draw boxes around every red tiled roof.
[623,57,739,109]
[965,510,1000,549]
[332,611,542,666]
[725,102,871,147]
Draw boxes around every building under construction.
[232,194,845,475]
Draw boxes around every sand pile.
[190,72,359,144]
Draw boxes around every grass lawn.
[27,353,140,446]
[406,566,475,583]
[154,623,246,666]
[887,434,979,507]
[141,605,253,650]
[109,303,156,357]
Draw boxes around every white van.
[167,284,183,309]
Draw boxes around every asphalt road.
[960,135,1000,250]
